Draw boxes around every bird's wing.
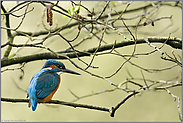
[35,72,60,99]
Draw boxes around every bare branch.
[110,91,140,117]
[1,98,110,113]
[1,37,182,67]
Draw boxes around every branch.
[1,97,110,113]
[2,37,182,67]
[165,89,182,121]
[110,91,140,117]
[69,88,118,102]
[154,83,182,90]
[1,3,14,58]
[95,1,110,20]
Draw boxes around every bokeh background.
[1,1,182,122]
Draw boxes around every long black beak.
[62,68,81,75]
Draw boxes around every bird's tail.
[29,98,37,111]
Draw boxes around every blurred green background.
[1,1,182,122]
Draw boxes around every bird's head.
[41,60,81,75]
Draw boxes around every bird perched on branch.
[27,60,80,111]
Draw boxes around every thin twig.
[85,8,111,70]
[96,1,110,20]
[140,70,149,89]
[165,89,182,121]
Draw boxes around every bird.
[27,59,80,111]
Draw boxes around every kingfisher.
[27,59,80,111]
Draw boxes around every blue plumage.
[27,60,80,111]
[41,60,65,70]
[28,70,60,111]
